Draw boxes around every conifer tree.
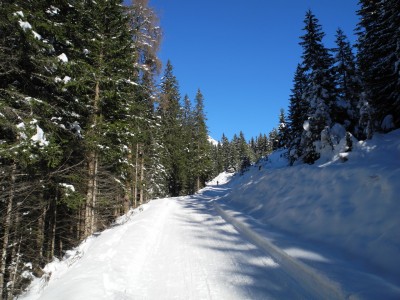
[268,128,279,152]
[180,94,195,194]
[236,131,253,173]
[220,134,231,171]
[298,10,336,163]
[356,0,400,131]
[158,60,184,196]
[287,64,309,163]
[332,28,360,132]
[193,89,212,190]
[0,2,67,296]
[63,0,138,237]
[277,108,289,149]
[127,0,162,206]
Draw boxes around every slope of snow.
[216,129,400,281]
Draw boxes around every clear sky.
[131,0,360,141]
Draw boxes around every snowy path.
[21,184,400,300]
[23,193,324,300]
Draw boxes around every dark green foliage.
[287,64,309,163]
[277,109,289,149]
[356,0,400,130]
[332,28,360,132]
[157,60,184,196]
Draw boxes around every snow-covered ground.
[20,130,400,299]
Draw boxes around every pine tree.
[126,0,162,206]
[158,60,184,196]
[277,108,289,149]
[237,131,253,173]
[268,128,279,152]
[332,28,360,132]
[356,0,400,131]
[193,89,212,190]
[256,133,269,158]
[210,142,223,177]
[287,64,309,163]
[180,94,195,194]
[220,133,231,171]
[0,2,66,296]
[65,0,138,237]
[298,10,336,164]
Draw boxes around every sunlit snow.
[57,53,68,63]
[31,125,49,146]
[18,20,32,31]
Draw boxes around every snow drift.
[216,129,400,280]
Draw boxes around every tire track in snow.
[213,201,345,300]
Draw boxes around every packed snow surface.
[20,130,400,299]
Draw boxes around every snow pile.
[217,129,400,279]
[19,237,97,299]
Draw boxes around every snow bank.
[19,205,148,300]
[217,129,400,280]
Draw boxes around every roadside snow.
[218,129,400,281]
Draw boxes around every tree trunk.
[0,163,16,298]
[124,150,133,213]
[85,150,98,237]
[85,78,101,237]
[49,195,57,260]
[134,143,139,207]
[139,145,145,204]
[37,206,46,263]
[8,237,21,299]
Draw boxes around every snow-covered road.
[21,186,400,300]
[22,191,331,300]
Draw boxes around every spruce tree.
[332,28,360,133]
[287,64,309,163]
[158,60,184,196]
[268,128,279,152]
[277,108,289,149]
[357,0,400,131]
[193,89,212,190]
[0,2,67,296]
[220,133,231,172]
[298,10,336,164]
[180,94,195,194]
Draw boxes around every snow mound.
[218,129,400,280]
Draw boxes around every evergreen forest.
[0,0,399,298]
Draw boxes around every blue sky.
[131,0,360,141]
